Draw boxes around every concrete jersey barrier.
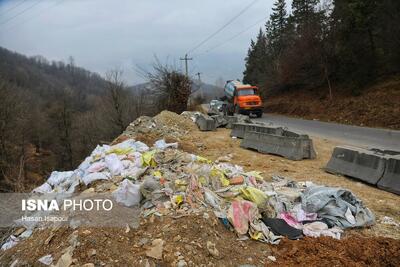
[240,130,316,161]
[195,114,216,131]
[377,155,400,195]
[325,146,387,185]
[230,123,284,139]
[326,146,400,195]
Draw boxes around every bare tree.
[102,69,133,134]
[140,59,192,114]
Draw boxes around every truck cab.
[223,80,263,118]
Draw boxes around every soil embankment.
[265,77,400,130]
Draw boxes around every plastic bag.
[82,172,110,186]
[47,171,74,186]
[210,168,230,187]
[32,183,52,194]
[240,186,268,207]
[105,153,124,175]
[121,167,147,180]
[1,235,19,251]
[38,254,53,265]
[141,151,157,167]
[134,141,150,152]
[154,139,178,150]
[87,161,107,173]
[112,179,142,207]
[228,200,259,235]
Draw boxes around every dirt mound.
[118,111,196,144]
[3,214,400,266]
[272,236,400,266]
[265,76,400,129]
[1,213,274,266]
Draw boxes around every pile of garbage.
[2,134,375,255]
[122,111,197,140]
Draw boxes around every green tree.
[243,29,267,86]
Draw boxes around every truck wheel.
[256,112,263,118]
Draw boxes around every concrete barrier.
[211,115,228,128]
[224,116,238,129]
[230,123,253,138]
[325,146,387,185]
[230,123,285,139]
[240,130,316,160]
[377,155,400,195]
[195,114,216,131]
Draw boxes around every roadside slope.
[265,77,400,130]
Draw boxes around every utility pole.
[196,72,203,98]
[180,54,193,77]
[196,72,202,81]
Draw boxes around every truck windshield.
[237,89,256,96]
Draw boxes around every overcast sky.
[0,0,276,85]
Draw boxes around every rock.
[177,259,188,267]
[68,231,79,247]
[138,237,149,246]
[87,248,96,257]
[44,232,55,245]
[203,213,210,219]
[206,241,220,259]
[173,235,181,242]
[82,230,91,235]
[145,239,164,260]
[54,247,73,267]
[268,256,276,262]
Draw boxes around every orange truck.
[222,80,263,118]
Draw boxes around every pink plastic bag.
[228,200,259,235]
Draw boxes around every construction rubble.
[0,111,399,267]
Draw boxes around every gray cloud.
[0,0,274,84]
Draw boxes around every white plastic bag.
[154,139,178,150]
[105,153,124,175]
[38,254,53,265]
[32,183,52,194]
[121,167,147,180]
[82,172,110,186]
[112,179,142,207]
[1,235,19,251]
[134,141,149,152]
[47,171,74,186]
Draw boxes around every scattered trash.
[380,216,400,227]
[154,139,178,150]
[112,179,142,207]
[0,110,380,266]
[302,222,343,239]
[301,186,375,228]
[1,235,19,251]
[38,255,53,266]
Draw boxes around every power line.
[0,0,42,26]
[197,16,268,56]
[3,0,64,31]
[186,0,260,55]
[0,0,28,16]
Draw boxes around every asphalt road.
[201,104,400,150]
[254,114,400,151]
